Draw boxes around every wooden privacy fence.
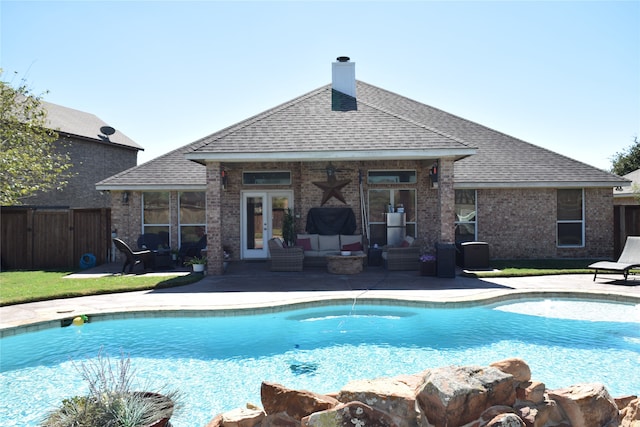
[1,207,111,270]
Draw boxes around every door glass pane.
[369,190,391,223]
[394,189,415,222]
[246,196,264,250]
[270,196,289,240]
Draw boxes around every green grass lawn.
[467,259,601,278]
[0,271,203,306]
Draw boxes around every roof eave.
[184,148,477,164]
[455,180,631,189]
[95,184,206,191]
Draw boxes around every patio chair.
[588,236,640,283]
[382,236,420,271]
[113,238,153,273]
[268,238,304,272]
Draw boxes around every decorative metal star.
[312,178,351,205]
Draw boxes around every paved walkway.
[2,262,639,335]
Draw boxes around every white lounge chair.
[589,236,640,283]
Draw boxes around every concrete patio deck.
[1,261,639,335]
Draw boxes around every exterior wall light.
[429,162,438,188]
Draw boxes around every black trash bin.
[436,242,456,278]
[461,241,490,269]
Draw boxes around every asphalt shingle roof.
[97,81,626,189]
[44,101,143,151]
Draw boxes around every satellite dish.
[100,126,116,136]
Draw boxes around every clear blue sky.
[2,1,639,170]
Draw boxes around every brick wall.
[108,163,616,271]
[477,187,613,259]
[23,136,138,208]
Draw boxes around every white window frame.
[557,188,585,247]
[178,191,206,249]
[455,189,477,243]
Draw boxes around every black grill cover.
[305,208,357,235]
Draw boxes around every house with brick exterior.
[96,57,628,275]
[1,101,142,269]
[21,101,143,208]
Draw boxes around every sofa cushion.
[319,234,340,251]
[296,237,312,251]
[342,242,363,252]
[401,235,415,247]
[297,234,319,251]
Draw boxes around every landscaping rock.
[620,397,640,427]
[490,358,532,383]
[547,383,620,427]
[261,381,339,420]
[415,365,516,427]
[485,413,526,427]
[208,360,633,427]
[206,407,265,427]
[302,401,397,427]
[516,381,546,404]
[337,377,419,427]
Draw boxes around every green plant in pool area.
[282,208,296,246]
[42,350,179,427]
[184,255,207,265]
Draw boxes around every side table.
[368,247,383,267]
[326,253,367,274]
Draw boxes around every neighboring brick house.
[1,102,142,269]
[97,57,628,275]
[20,101,143,208]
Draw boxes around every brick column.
[206,162,224,274]
[438,158,455,243]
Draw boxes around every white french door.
[241,191,293,259]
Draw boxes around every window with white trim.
[179,192,206,248]
[142,192,170,247]
[455,189,477,243]
[557,189,584,246]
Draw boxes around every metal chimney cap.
[336,56,350,62]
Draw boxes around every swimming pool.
[1,299,638,427]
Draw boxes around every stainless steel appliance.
[386,212,406,246]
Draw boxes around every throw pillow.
[400,239,411,248]
[342,242,363,252]
[296,237,312,251]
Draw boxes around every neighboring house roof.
[97,81,626,190]
[614,169,640,198]
[43,101,143,151]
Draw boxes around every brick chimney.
[332,56,356,98]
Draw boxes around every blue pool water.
[1,299,638,427]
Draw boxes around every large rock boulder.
[337,377,419,427]
[547,383,620,427]
[620,397,640,427]
[515,381,546,404]
[261,382,339,420]
[415,365,517,427]
[302,401,397,427]
[485,413,526,427]
[490,358,532,383]
[206,407,265,427]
